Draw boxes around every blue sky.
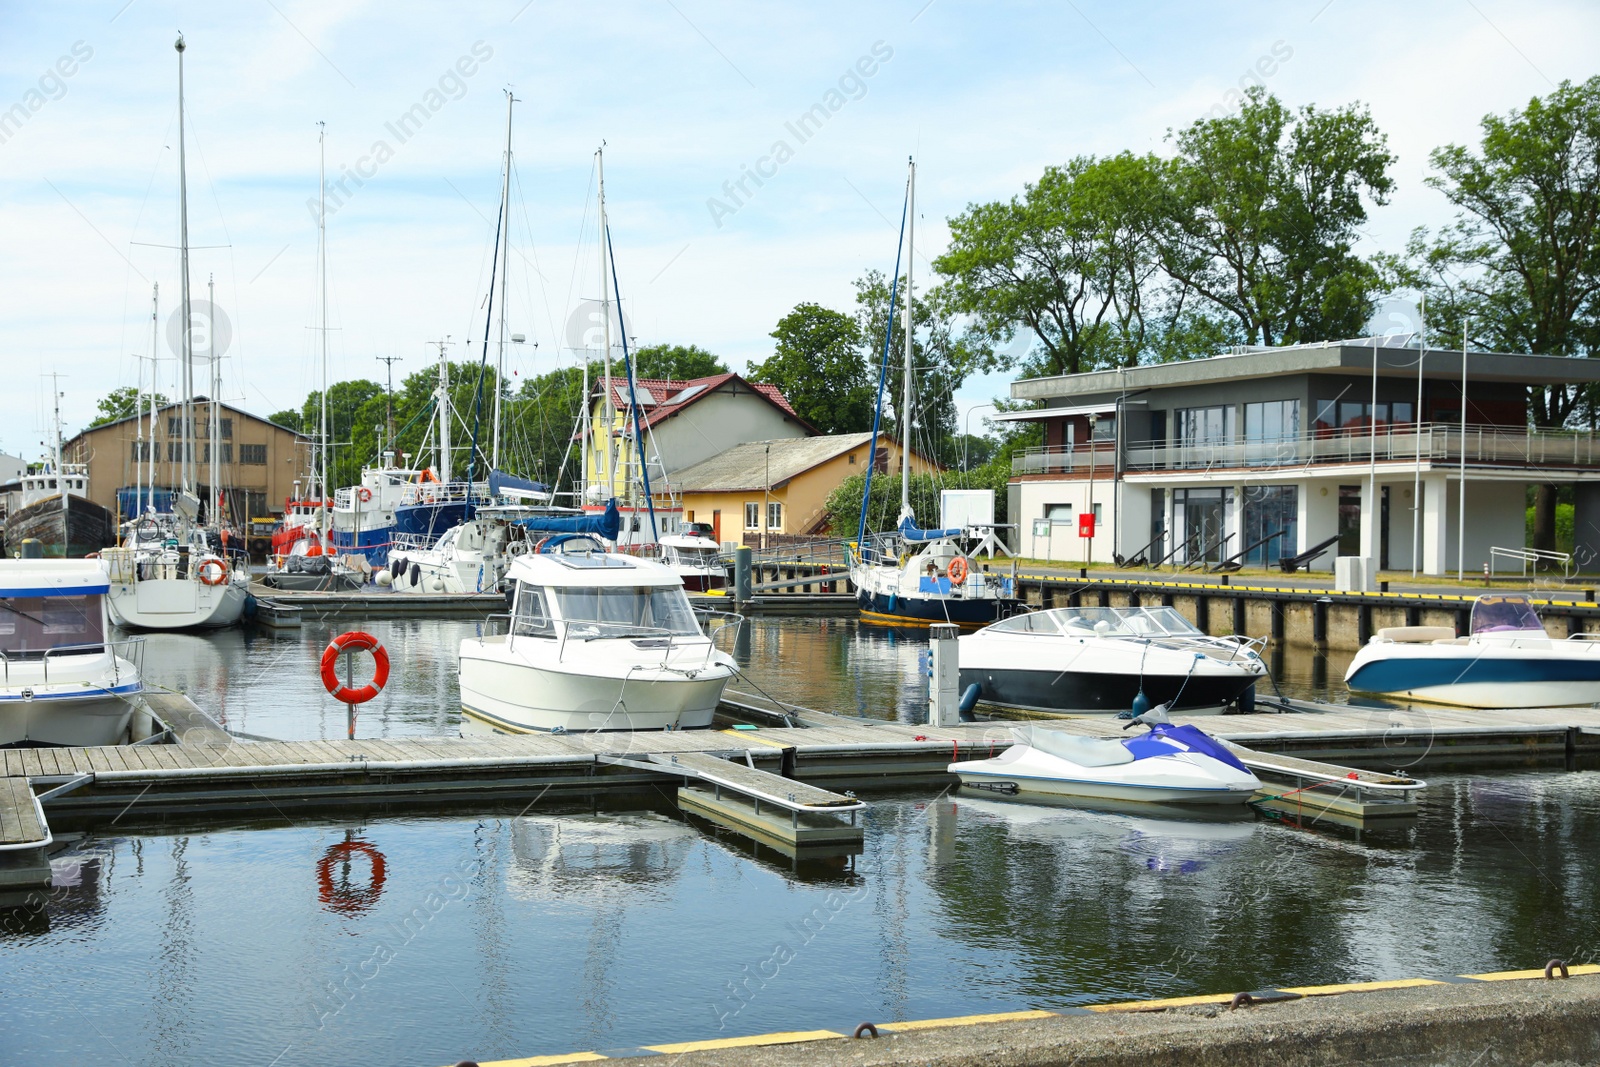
[0,0,1594,458]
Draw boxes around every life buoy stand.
[946,556,969,584]
[320,631,390,705]
[198,558,229,586]
[316,839,387,914]
[358,486,373,503]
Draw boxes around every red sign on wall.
[1078,513,1095,538]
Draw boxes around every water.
[2,617,1589,1066]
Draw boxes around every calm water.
[2,617,1593,1066]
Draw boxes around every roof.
[68,396,310,442]
[506,550,681,589]
[670,433,883,493]
[597,373,814,433]
[1011,339,1600,403]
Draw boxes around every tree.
[300,380,385,488]
[1160,88,1395,347]
[1392,77,1600,549]
[936,152,1171,376]
[749,303,874,434]
[89,386,170,429]
[631,343,728,380]
[267,409,303,433]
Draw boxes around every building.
[670,433,939,548]
[1001,340,1600,575]
[583,373,815,502]
[62,398,310,527]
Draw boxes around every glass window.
[767,502,783,530]
[1241,485,1299,566]
[512,586,553,637]
[1244,400,1300,464]
[744,502,760,529]
[551,586,701,637]
[240,444,267,465]
[0,595,105,653]
[221,418,233,439]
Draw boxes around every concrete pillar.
[928,623,960,727]
[1574,483,1600,573]
[1359,476,1378,562]
[1421,473,1448,577]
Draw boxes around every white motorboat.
[387,503,609,594]
[958,606,1267,715]
[657,523,727,592]
[949,709,1261,807]
[0,559,144,747]
[458,536,739,733]
[1344,593,1600,708]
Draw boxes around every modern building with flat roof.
[1001,339,1600,576]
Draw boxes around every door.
[711,509,721,545]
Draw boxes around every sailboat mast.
[209,272,220,527]
[437,344,452,483]
[493,91,514,471]
[175,34,193,498]
[901,157,914,516]
[148,282,159,505]
[597,146,613,501]
[318,122,329,541]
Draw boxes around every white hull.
[950,731,1260,807]
[106,579,248,630]
[1344,636,1600,709]
[0,685,140,747]
[953,767,1259,806]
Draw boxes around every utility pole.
[376,354,403,458]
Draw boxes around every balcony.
[1012,423,1600,477]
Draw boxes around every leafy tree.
[504,361,598,493]
[89,386,170,429]
[936,152,1171,376]
[1390,77,1600,548]
[300,380,385,489]
[1160,88,1394,347]
[824,470,947,540]
[267,408,304,433]
[749,303,873,433]
[631,343,727,380]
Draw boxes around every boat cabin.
[0,560,115,661]
[505,548,702,642]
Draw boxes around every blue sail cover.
[512,500,621,540]
[899,515,962,542]
[489,469,550,499]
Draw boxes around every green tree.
[749,303,873,433]
[1160,88,1394,347]
[301,380,385,488]
[268,408,303,433]
[503,361,598,493]
[89,386,170,429]
[631,343,728,380]
[1391,77,1600,549]
[936,152,1171,376]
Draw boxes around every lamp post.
[1086,412,1098,566]
[963,403,995,472]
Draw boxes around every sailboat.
[101,34,248,630]
[848,159,1018,628]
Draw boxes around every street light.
[963,403,996,472]
[1086,412,1098,566]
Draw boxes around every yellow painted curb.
[881,1010,1058,1031]
[644,1029,844,1054]
[719,729,792,748]
[1464,964,1600,981]
[1279,978,1447,996]
[1088,993,1238,1012]
[475,1053,608,1066]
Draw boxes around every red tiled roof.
[599,372,807,430]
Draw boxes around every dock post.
[734,546,752,608]
[928,623,961,727]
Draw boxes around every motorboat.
[1344,593,1600,708]
[4,395,115,559]
[657,522,727,592]
[458,536,739,733]
[0,559,144,747]
[387,502,609,594]
[958,605,1267,715]
[259,541,366,592]
[949,708,1261,806]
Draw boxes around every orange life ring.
[358,486,373,502]
[320,630,390,705]
[946,556,969,584]
[198,558,229,586]
[418,468,439,483]
[315,839,387,914]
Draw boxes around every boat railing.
[398,481,485,507]
[389,532,438,554]
[1,638,146,688]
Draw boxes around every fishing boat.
[4,392,115,559]
[847,158,1017,628]
[0,559,144,747]
[458,537,739,733]
[1344,593,1600,708]
[949,707,1261,806]
[959,605,1268,715]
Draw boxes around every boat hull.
[0,684,140,747]
[953,768,1258,806]
[105,580,248,631]
[1344,642,1600,708]
[856,587,1014,628]
[328,525,394,567]
[392,500,473,540]
[260,571,365,592]
[959,666,1256,715]
[4,494,116,558]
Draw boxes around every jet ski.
[948,706,1262,807]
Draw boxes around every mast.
[437,343,452,483]
[317,121,329,542]
[148,282,159,505]
[493,90,514,470]
[900,157,914,519]
[208,272,220,528]
[175,34,193,499]
[597,146,613,500]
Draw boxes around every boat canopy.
[0,560,110,597]
[505,544,682,590]
[489,469,551,500]
[986,606,1204,639]
[511,500,621,540]
[898,515,962,542]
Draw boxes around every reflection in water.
[316,835,388,915]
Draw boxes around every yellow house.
[668,433,940,548]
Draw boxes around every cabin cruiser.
[100,519,249,630]
[949,707,1261,807]
[326,459,430,566]
[4,463,115,559]
[958,606,1267,715]
[0,559,144,746]
[458,536,739,733]
[657,522,727,592]
[1344,593,1600,708]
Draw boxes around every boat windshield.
[1470,595,1546,636]
[666,546,720,567]
[551,585,702,637]
[0,595,105,655]
[988,606,1206,638]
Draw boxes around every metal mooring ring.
[1230,992,1256,1010]
[1546,959,1570,980]
[853,1023,880,1039]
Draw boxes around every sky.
[0,0,1595,460]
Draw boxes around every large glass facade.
[1243,400,1300,464]
[1172,488,1229,567]
[1176,406,1235,467]
[1240,485,1298,566]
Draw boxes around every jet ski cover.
[1015,725,1136,768]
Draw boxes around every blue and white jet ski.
[948,707,1261,807]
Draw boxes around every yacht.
[958,605,1268,715]
[0,559,144,747]
[458,537,739,733]
[1345,593,1600,708]
[4,393,115,559]
[101,520,249,630]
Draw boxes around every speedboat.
[657,522,727,592]
[958,606,1267,715]
[1344,593,1600,708]
[949,708,1261,806]
[458,535,740,733]
[0,559,144,747]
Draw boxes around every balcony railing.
[1012,423,1600,476]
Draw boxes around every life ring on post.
[357,486,373,503]
[198,558,229,586]
[320,631,390,705]
[946,556,969,584]
[316,839,387,914]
